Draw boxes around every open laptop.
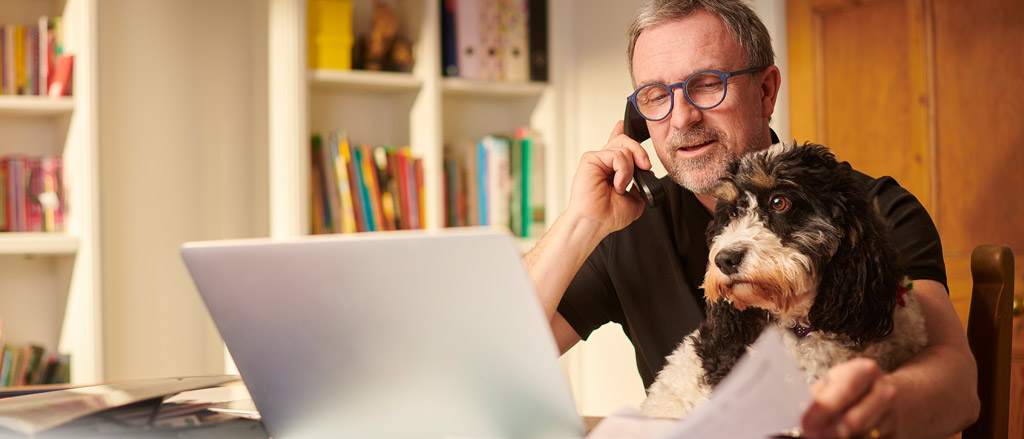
[181,228,584,439]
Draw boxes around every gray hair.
[626,0,775,83]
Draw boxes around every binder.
[441,0,458,77]
[499,0,529,81]
[528,0,548,81]
[456,0,483,80]
[478,0,503,81]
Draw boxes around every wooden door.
[787,0,1024,437]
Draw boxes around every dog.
[641,141,927,419]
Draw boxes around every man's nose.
[669,88,702,130]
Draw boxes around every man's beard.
[663,125,736,194]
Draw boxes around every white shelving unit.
[268,0,559,240]
[0,0,101,385]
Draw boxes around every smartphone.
[624,102,665,208]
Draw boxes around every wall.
[551,0,789,415]
[98,0,269,380]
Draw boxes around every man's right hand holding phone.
[565,120,652,240]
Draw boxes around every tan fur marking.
[713,180,740,203]
[749,165,776,191]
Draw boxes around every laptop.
[181,228,584,439]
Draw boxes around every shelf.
[0,233,79,256]
[309,69,422,93]
[441,78,548,98]
[0,96,75,117]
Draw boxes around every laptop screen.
[182,228,583,439]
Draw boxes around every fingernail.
[836,422,850,439]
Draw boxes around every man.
[523,0,980,437]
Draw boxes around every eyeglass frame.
[626,67,766,122]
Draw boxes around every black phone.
[624,102,665,208]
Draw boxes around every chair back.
[962,244,1014,439]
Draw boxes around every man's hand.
[802,358,897,438]
[800,279,980,438]
[565,120,650,237]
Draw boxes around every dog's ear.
[694,301,769,387]
[808,191,901,344]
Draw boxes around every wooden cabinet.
[787,0,1024,435]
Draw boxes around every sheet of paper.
[587,407,676,439]
[655,328,813,439]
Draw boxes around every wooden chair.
[962,244,1015,439]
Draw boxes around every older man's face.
[631,11,774,194]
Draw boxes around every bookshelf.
[268,0,559,241]
[0,0,100,385]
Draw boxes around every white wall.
[98,0,268,381]
[93,0,788,403]
[551,0,790,416]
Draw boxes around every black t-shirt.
[556,167,947,391]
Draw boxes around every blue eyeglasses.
[627,67,765,121]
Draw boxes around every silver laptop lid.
[181,228,583,439]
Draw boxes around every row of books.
[0,344,70,387]
[443,128,545,238]
[1,17,74,98]
[0,155,65,233]
[441,0,548,82]
[311,132,425,234]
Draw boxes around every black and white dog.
[641,141,927,418]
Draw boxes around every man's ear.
[758,65,782,118]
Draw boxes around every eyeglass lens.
[634,72,727,120]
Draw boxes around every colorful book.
[331,133,358,234]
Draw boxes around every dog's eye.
[728,209,739,218]
[769,196,791,212]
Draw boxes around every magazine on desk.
[0,375,250,437]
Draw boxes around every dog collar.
[897,279,913,307]
[791,324,815,338]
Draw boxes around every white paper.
[587,407,676,439]
[654,328,813,439]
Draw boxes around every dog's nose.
[715,248,746,276]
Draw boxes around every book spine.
[352,146,375,231]
[414,158,425,228]
[310,138,327,234]
[384,147,404,230]
[486,136,510,230]
[333,133,357,233]
[342,142,366,232]
[476,139,488,225]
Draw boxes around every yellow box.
[309,35,353,70]
[308,0,352,38]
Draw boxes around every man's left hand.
[802,358,898,438]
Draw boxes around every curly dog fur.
[641,141,927,419]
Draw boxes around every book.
[330,132,358,234]
[483,135,511,229]
[47,54,72,99]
